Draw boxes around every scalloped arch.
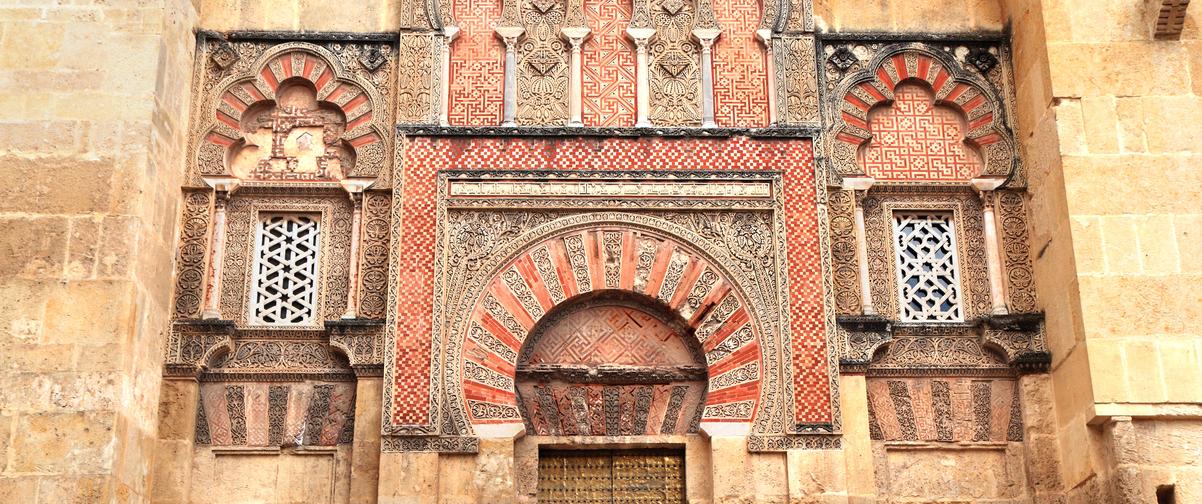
[194,43,390,180]
[825,45,1016,183]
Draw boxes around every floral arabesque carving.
[172,190,214,319]
[514,0,572,125]
[646,0,703,126]
[357,191,392,319]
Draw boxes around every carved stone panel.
[196,381,356,447]
[515,0,572,125]
[173,190,214,319]
[775,35,819,125]
[189,37,395,185]
[645,0,703,126]
[866,377,1021,442]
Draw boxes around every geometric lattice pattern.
[250,214,321,325]
[892,212,963,322]
[861,84,982,182]
[582,0,637,126]
[711,0,769,127]
[447,0,505,125]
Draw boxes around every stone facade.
[0,0,1199,503]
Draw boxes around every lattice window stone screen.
[250,214,322,325]
[892,212,964,322]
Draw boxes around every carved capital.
[560,26,591,49]
[495,25,526,49]
[692,28,721,50]
[625,27,657,50]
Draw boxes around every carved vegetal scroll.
[645,0,703,126]
[755,0,816,125]
[173,190,214,319]
[514,0,572,124]
[396,34,441,124]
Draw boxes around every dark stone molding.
[837,312,1050,375]
[815,30,1008,44]
[213,30,399,43]
[397,125,819,139]
[515,364,708,384]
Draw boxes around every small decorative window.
[250,214,321,325]
[892,211,964,322]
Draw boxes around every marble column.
[843,176,876,315]
[438,26,460,126]
[562,27,591,127]
[200,176,239,320]
[973,177,1009,315]
[626,27,656,127]
[340,179,373,319]
[496,26,525,127]
[693,28,720,128]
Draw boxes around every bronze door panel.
[538,449,685,504]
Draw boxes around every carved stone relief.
[189,37,395,186]
[514,0,572,125]
[866,377,1022,443]
[996,190,1037,313]
[173,190,214,319]
[818,41,1019,185]
[196,381,356,447]
[643,0,705,126]
[358,191,392,319]
[396,34,441,124]
[826,189,860,314]
[775,36,819,125]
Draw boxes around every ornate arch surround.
[193,43,391,180]
[444,214,771,434]
[825,45,1017,182]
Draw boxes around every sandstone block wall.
[1001,0,1202,501]
[0,0,197,501]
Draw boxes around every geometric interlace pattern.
[861,84,981,182]
[528,305,695,368]
[250,214,321,325]
[892,212,963,322]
